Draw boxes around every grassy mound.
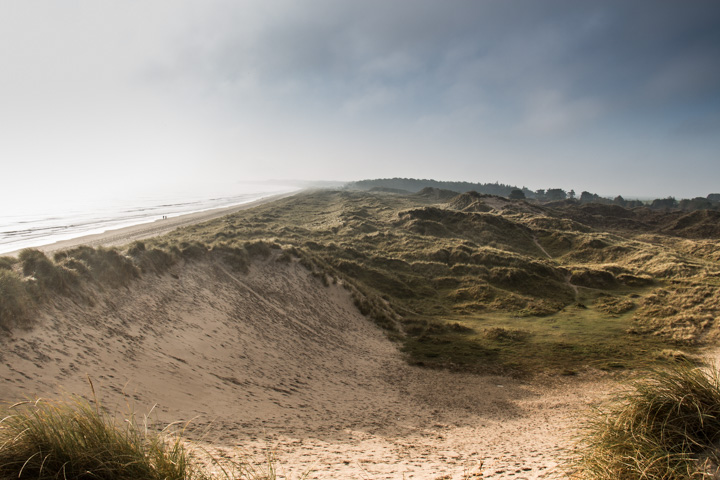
[575,363,720,479]
[2,189,718,375]
[0,395,209,480]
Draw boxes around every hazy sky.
[2,1,719,203]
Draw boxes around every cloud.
[153,1,719,134]
[342,86,398,116]
[520,90,604,135]
[1,0,719,199]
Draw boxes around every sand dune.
[0,255,610,479]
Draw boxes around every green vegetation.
[347,177,531,197]
[2,189,719,375]
[0,395,208,480]
[0,269,31,330]
[0,392,288,480]
[143,190,719,375]
[2,188,720,477]
[574,363,720,479]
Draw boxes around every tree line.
[347,178,720,211]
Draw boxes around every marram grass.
[574,362,720,480]
[0,388,303,480]
[0,395,208,480]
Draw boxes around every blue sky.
[1,0,719,203]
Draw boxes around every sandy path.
[2,191,299,257]
[532,236,552,260]
[0,255,613,479]
[216,371,611,480]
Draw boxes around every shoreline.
[2,190,299,257]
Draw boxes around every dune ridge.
[0,252,605,479]
[4,188,719,478]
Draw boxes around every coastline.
[2,190,300,257]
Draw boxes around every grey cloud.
[158,0,718,135]
[3,0,717,199]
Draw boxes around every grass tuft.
[0,257,17,271]
[211,245,250,273]
[244,241,274,259]
[19,249,78,294]
[179,241,209,260]
[574,363,720,479]
[0,396,210,480]
[55,246,139,288]
[0,270,33,330]
[128,243,176,275]
[0,391,306,480]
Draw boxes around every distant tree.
[545,188,567,202]
[345,178,526,197]
[708,193,720,203]
[650,197,678,210]
[535,189,546,201]
[613,195,627,207]
[568,189,576,200]
[679,197,712,211]
[508,189,525,200]
[579,191,594,203]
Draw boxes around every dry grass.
[0,269,33,330]
[594,295,635,315]
[0,395,208,480]
[573,363,720,480]
[19,249,79,294]
[0,390,294,480]
[2,189,718,375]
[633,283,720,345]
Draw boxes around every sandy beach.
[2,191,299,257]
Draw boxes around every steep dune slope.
[0,257,402,432]
[0,255,606,479]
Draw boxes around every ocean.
[0,183,300,255]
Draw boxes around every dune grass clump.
[575,363,720,479]
[19,249,78,294]
[0,257,17,270]
[54,246,139,288]
[179,241,209,260]
[0,396,210,480]
[211,244,250,273]
[244,240,275,259]
[127,241,177,275]
[0,269,33,330]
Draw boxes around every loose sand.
[0,252,615,479]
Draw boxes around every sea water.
[0,182,300,255]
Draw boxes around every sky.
[1,1,719,204]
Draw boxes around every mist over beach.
[0,181,299,254]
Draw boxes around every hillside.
[0,247,601,479]
[5,189,719,373]
[2,188,720,477]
